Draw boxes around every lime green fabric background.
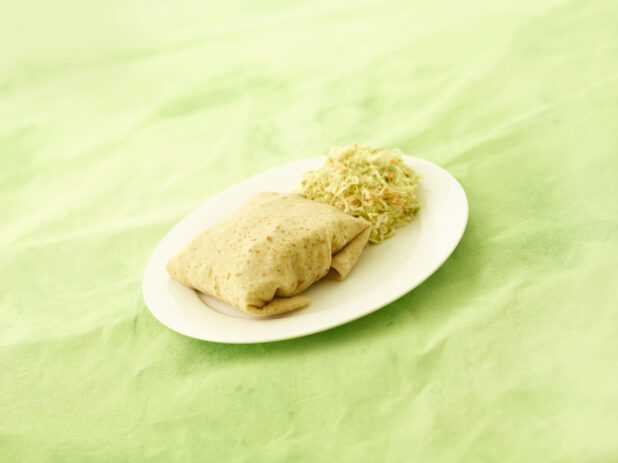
[2,0,617,461]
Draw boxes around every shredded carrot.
[391,194,404,206]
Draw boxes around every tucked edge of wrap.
[245,295,311,317]
[328,224,371,281]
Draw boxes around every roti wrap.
[166,192,371,316]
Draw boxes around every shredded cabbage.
[298,143,420,244]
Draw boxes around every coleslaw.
[299,143,420,244]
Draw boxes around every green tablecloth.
[2,0,617,461]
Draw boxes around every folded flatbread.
[166,192,371,316]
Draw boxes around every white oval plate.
[143,156,468,343]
